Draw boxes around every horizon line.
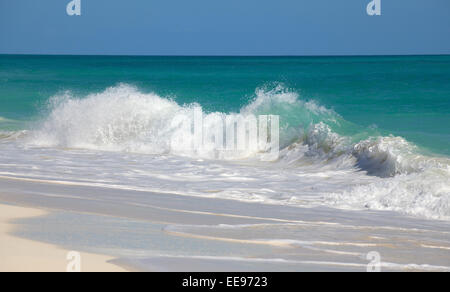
[1,53,450,58]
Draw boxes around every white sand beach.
[0,203,126,272]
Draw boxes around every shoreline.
[0,176,449,272]
[0,203,127,272]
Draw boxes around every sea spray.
[13,84,450,220]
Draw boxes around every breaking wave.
[20,84,450,220]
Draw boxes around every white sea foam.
[30,85,186,154]
[3,84,449,220]
[0,130,27,141]
[29,84,278,160]
[326,167,450,220]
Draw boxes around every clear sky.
[1,0,449,55]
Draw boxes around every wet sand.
[0,176,449,272]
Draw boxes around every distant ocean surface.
[0,55,449,220]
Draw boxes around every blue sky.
[1,0,449,55]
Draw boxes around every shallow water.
[3,178,449,272]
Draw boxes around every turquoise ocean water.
[0,55,449,156]
[0,55,449,220]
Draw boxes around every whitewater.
[1,84,449,221]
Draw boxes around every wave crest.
[22,84,450,220]
[28,84,449,173]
